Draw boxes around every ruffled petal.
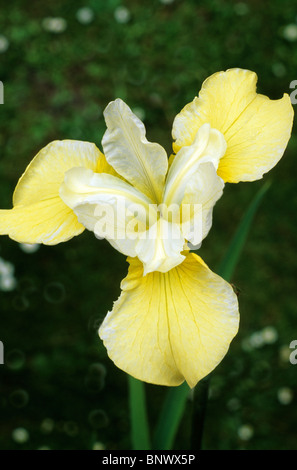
[60,167,154,258]
[181,162,224,245]
[173,68,294,183]
[164,123,226,206]
[99,253,239,388]
[0,140,103,244]
[102,99,168,202]
[135,218,186,275]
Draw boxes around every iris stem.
[153,382,190,450]
[128,376,151,450]
[190,376,210,450]
[153,181,272,450]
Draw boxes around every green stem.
[128,376,151,450]
[153,382,190,450]
[190,376,210,450]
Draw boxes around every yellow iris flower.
[0,68,293,388]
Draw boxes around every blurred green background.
[0,0,297,450]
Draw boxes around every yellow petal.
[0,140,103,244]
[0,199,84,244]
[173,68,294,183]
[99,253,239,388]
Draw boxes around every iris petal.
[99,253,239,388]
[102,99,168,202]
[164,123,226,206]
[173,68,294,183]
[181,162,224,246]
[135,218,186,275]
[0,140,102,244]
[60,167,154,258]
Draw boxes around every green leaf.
[152,181,272,450]
[217,181,272,280]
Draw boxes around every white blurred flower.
[76,7,94,25]
[19,243,40,254]
[277,387,293,405]
[42,17,67,34]
[238,424,254,441]
[283,24,297,42]
[249,331,265,349]
[12,427,29,444]
[0,258,13,276]
[0,257,17,291]
[114,6,131,24]
[243,326,278,351]
[0,275,16,291]
[262,326,278,344]
[159,0,175,4]
[0,35,9,53]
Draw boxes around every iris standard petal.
[172,68,294,183]
[0,140,102,244]
[99,253,239,388]
[181,162,224,245]
[102,99,168,203]
[164,123,226,206]
[135,218,186,275]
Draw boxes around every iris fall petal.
[99,253,239,388]
[0,140,103,244]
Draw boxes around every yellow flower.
[60,99,226,275]
[0,68,293,387]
